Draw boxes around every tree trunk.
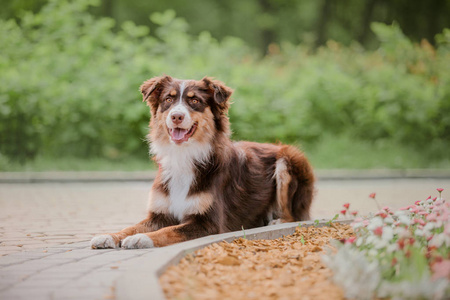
[258,0,276,54]
[315,0,331,48]
[358,0,378,45]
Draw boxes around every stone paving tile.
[64,270,122,288]
[13,277,71,288]
[0,242,149,299]
[51,286,113,300]
[1,288,53,300]
[0,182,150,257]
[0,257,32,267]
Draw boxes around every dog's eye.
[165,98,173,103]
[191,99,198,104]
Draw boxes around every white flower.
[384,216,394,224]
[429,233,450,248]
[378,275,449,300]
[424,222,435,231]
[322,246,380,300]
[394,226,410,238]
[352,221,365,229]
[398,214,411,226]
[356,237,364,247]
[381,226,394,242]
[394,210,408,217]
[414,228,425,237]
[386,243,398,253]
[366,235,377,246]
[367,217,384,231]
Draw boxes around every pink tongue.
[171,128,188,140]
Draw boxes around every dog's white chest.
[166,172,195,220]
[150,141,213,220]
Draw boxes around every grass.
[1,134,449,171]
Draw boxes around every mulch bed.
[160,223,354,300]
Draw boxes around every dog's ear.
[202,77,233,108]
[140,75,172,105]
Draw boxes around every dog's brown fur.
[91,76,315,249]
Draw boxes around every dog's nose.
[171,113,185,125]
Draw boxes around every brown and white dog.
[90,76,315,249]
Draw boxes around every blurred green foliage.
[3,0,450,53]
[0,0,449,168]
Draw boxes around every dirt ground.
[160,223,354,300]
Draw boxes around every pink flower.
[412,218,426,226]
[431,259,450,280]
[373,226,383,236]
[350,211,358,216]
[437,188,444,193]
[391,257,398,266]
[445,223,450,235]
[340,210,347,215]
[377,212,388,219]
[437,213,449,221]
[410,207,420,214]
[432,197,437,201]
[426,196,431,200]
[415,200,421,205]
[369,193,376,199]
[345,236,357,244]
[343,203,350,209]
[426,213,437,221]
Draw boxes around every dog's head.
[140,75,233,146]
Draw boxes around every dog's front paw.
[90,234,118,249]
[121,234,154,249]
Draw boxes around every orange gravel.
[160,223,354,300]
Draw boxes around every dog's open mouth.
[169,122,198,144]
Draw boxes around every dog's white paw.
[90,234,117,249]
[121,234,154,249]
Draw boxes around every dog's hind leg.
[274,157,295,222]
[275,146,315,222]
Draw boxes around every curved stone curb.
[315,169,450,180]
[115,218,354,300]
[0,171,158,183]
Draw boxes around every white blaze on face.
[166,81,192,129]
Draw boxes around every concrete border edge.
[115,218,353,300]
[1,169,450,183]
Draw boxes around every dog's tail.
[274,145,315,222]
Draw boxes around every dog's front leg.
[121,215,218,249]
[90,213,176,249]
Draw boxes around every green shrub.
[0,0,251,163]
[0,0,449,167]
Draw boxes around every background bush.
[0,0,449,168]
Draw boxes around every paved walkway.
[0,177,448,299]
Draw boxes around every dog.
[90,76,315,249]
